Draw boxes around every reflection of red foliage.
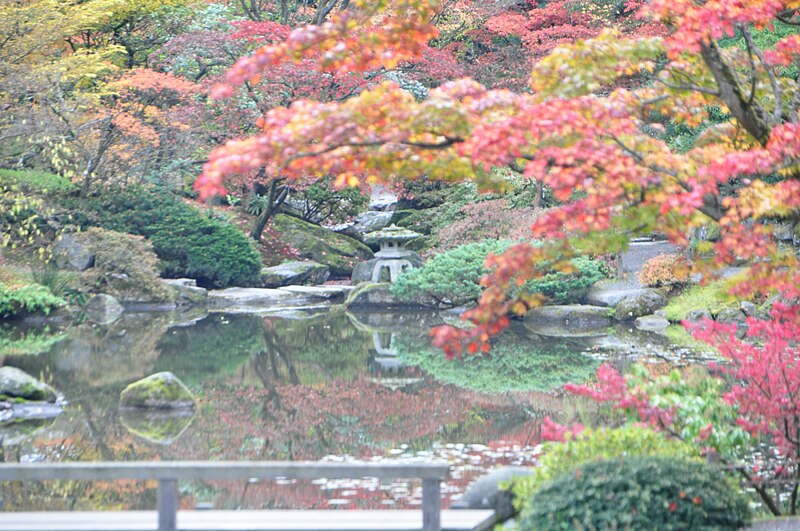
[160,379,562,509]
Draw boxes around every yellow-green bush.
[77,228,172,301]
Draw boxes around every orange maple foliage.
[197,0,800,354]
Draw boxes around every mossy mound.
[119,372,195,409]
[393,209,435,235]
[271,214,373,278]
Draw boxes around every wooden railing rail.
[0,460,450,531]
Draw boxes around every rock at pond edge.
[259,261,330,288]
[344,282,433,309]
[0,366,58,403]
[614,291,667,321]
[452,467,535,521]
[271,214,373,278]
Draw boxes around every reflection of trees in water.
[256,311,373,385]
[155,314,266,387]
[397,324,601,394]
[0,401,161,510]
[241,311,374,459]
[1,311,593,511]
[6,313,190,397]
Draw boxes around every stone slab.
[277,286,353,300]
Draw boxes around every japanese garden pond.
[0,307,706,511]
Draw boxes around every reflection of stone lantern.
[363,225,422,283]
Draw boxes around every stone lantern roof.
[363,224,421,245]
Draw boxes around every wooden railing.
[0,460,450,531]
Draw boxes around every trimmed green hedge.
[69,187,261,288]
[519,456,751,531]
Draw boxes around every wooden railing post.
[157,479,178,531]
[421,478,441,531]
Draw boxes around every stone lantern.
[363,224,422,283]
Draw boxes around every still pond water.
[0,307,700,511]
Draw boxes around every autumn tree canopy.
[197,0,800,354]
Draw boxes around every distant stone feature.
[362,225,423,283]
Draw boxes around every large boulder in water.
[119,372,195,409]
[271,214,373,278]
[259,261,330,288]
[0,366,58,403]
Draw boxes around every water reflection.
[0,307,688,511]
[119,409,195,445]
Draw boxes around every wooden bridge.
[0,461,496,531]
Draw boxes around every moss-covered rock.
[614,290,667,321]
[119,371,195,409]
[161,279,208,305]
[393,209,435,235]
[0,366,57,402]
[271,214,373,278]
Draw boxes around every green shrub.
[76,228,173,301]
[148,210,260,288]
[510,426,697,508]
[67,187,261,288]
[0,283,65,319]
[519,456,751,531]
[391,240,508,307]
[390,240,607,308]
[0,169,77,194]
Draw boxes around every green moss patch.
[663,279,740,322]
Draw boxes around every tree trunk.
[700,41,772,146]
[249,178,288,241]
